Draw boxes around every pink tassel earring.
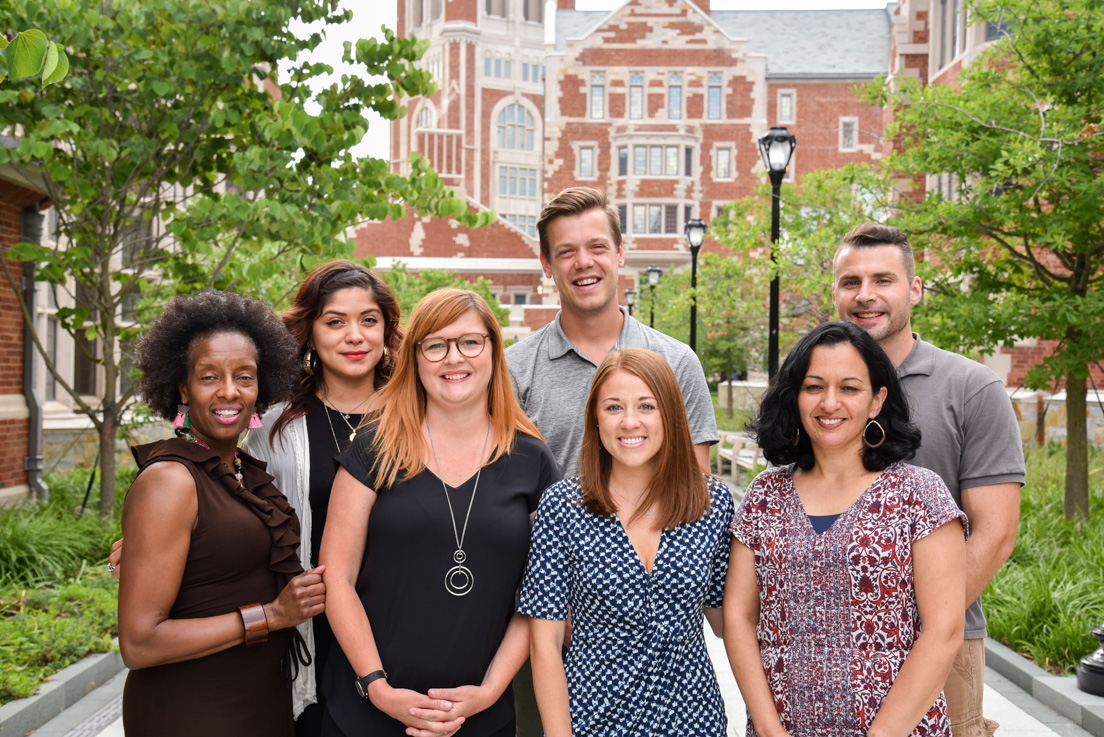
[248,413,263,430]
[173,409,187,429]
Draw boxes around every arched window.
[496,103,535,151]
[416,103,436,130]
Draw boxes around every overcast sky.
[296,0,889,160]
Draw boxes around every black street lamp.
[624,288,638,317]
[758,126,796,379]
[684,218,706,354]
[644,263,663,328]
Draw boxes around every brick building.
[0,137,49,505]
[886,0,1104,394]
[359,0,892,338]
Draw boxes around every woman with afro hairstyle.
[241,260,403,735]
[723,321,968,737]
[118,291,325,737]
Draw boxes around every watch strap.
[354,669,388,699]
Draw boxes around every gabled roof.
[555,4,894,79]
[713,8,893,78]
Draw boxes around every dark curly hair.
[136,291,300,422]
[749,321,921,471]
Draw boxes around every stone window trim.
[839,117,859,152]
[667,72,683,121]
[707,71,724,121]
[712,145,735,181]
[590,71,606,120]
[575,142,598,180]
[777,89,797,124]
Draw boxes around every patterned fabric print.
[731,462,967,737]
[520,476,734,737]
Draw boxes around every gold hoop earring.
[863,419,887,449]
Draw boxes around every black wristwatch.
[354,669,388,699]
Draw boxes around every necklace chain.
[426,420,491,597]
[610,484,652,516]
[321,391,371,443]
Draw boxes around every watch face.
[355,679,368,699]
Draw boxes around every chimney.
[696,0,710,14]
[558,0,574,8]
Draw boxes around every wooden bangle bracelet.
[239,603,268,647]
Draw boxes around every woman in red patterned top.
[723,321,967,737]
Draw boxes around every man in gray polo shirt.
[833,223,1024,737]
[505,187,718,737]
[506,186,718,476]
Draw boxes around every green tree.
[0,28,68,87]
[0,0,487,517]
[872,0,1104,519]
[379,262,510,327]
[700,164,897,383]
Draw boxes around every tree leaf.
[4,30,49,80]
[42,47,69,88]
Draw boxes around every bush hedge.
[984,443,1104,674]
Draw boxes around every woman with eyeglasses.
[320,288,560,737]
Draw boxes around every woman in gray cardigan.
[243,260,403,736]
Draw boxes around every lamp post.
[757,126,796,379]
[684,218,706,354]
[644,263,662,328]
[624,288,638,317]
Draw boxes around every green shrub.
[0,567,118,704]
[984,443,1104,674]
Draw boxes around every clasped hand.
[371,681,492,737]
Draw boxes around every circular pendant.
[444,549,473,596]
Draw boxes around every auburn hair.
[270,260,403,444]
[369,288,542,489]
[579,348,709,528]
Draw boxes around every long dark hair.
[749,321,920,472]
[270,260,403,443]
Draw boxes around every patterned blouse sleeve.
[730,470,768,550]
[518,482,570,621]
[906,465,970,542]
[705,479,735,608]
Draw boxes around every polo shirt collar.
[897,332,936,378]
[546,306,638,361]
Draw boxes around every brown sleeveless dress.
[122,438,304,737]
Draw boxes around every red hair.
[579,349,709,528]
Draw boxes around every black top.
[304,394,363,711]
[323,425,560,737]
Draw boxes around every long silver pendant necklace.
[426,420,490,597]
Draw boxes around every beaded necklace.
[176,429,244,487]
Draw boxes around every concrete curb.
[987,638,1104,737]
[0,642,124,737]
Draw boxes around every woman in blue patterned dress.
[520,348,732,737]
[724,321,967,737]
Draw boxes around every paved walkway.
[32,633,1094,736]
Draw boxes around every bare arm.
[959,482,1020,607]
[118,462,323,670]
[704,607,723,638]
[867,520,965,737]
[723,540,792,737]
[320,467,462,737]
[694,442,711,473]
[530,616,572,737]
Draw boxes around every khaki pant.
[945,637,999,737]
